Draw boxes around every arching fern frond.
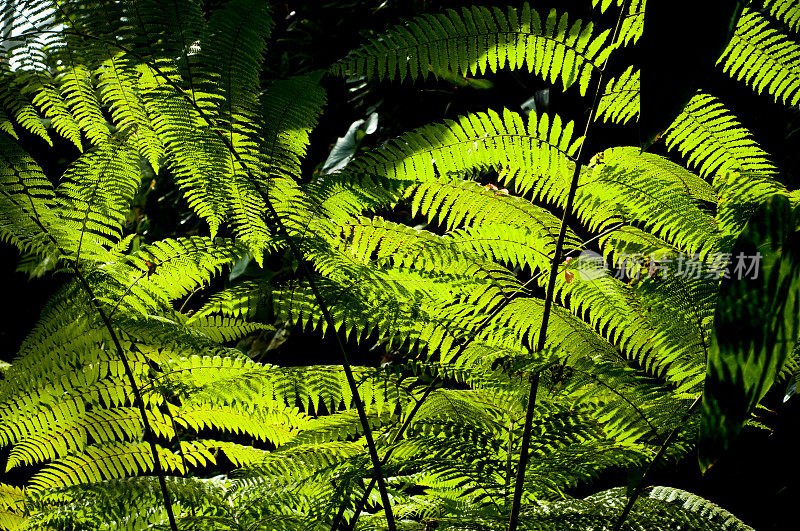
[763,0,800,33]
[0,133,77,261]
[664,92,778,178]
[332,4,612,95]
[0,71,52,145]
[720,7,800,108]
[55,134,143,260]
[575,147,720,256]
[348,108,580,198]
[596,65,639,124]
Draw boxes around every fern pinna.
[0,0,798,529]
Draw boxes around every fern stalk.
[507,3,630,530]
[3,189,180,530]
[611,395,702,531]
[71,270,179,531]
[333,383,437,530]
[225,99,398,531]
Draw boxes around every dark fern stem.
[63,26,398,528]
[507,2,631,529]
[72,269,180,531]
[611,395,702,531]
[11,186,180,531]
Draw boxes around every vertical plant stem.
[87,37,398,528]
[507,3,630,529]
[73,269,180,531]
[15,28,398,527]
[332,383,436,530]
[13,27,394,526]
[611,395,702,531]
[506,373,540,530]
[11,187,180,531]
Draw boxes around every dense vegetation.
[0,0,799,529]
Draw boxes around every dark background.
[1,1,798,528]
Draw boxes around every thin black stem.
[4,186,180,531]
[507,3,630,529]
[611,395,701,531]
[506,372,540,530]
[73,269,180,531]
[332,383,437,530]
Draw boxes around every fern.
[763,0,800,33]
[333,4,612,95]
[719,7,800,108]
[0,0,795,529]
[664,92,778,178]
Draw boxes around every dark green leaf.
[699,194,800,471]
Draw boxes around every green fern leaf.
[720,8,800,108]
[333,4,611,95]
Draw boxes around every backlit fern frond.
[99,236,245,318]
[575,147,720,256]
[200,0,273,137]
[664,92,778,178]
[0,1,783,529]
[222,74,326,259]
[192,279,270,320]
[96,54,164,170]
[512,486,754,530]
[597,77,778,180]
[714,170,791,236]
[720,7,800,108]
[763,0,800,33]
[348,108,580,198]
[633,270,719,391]
[596,65,639,124]
[0,484,25,531]
[332,4,612,94]
[591,0,626,14]
[55,134,143,260]
[614,0,646,47]
[0,134,75,260]
[0,71,52,145]
[409,177,573,240]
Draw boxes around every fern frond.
[192,279,269,320]
[714,170,790,236]
[58,63,111,145]
[720,8,800,108]
[184,315,271,343]
[576,147,719,256]
[664,92,778,178]
[513,486,753,530]
[143,80,229,237]
[29,74,83,151]
[29,442,161,492]
[55,134,143,260]
[0,71,52,145]
[201,0,273,135]
[0,483,26,531]
[333,4,612,95]
[96,54,164,170]
[5,408,172,471]
[222,74,326,259]
[0,133,75,259]
[100,236,244,318]
[349,108,580,198]
[763,0,800,33]
[596,65,639,124]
